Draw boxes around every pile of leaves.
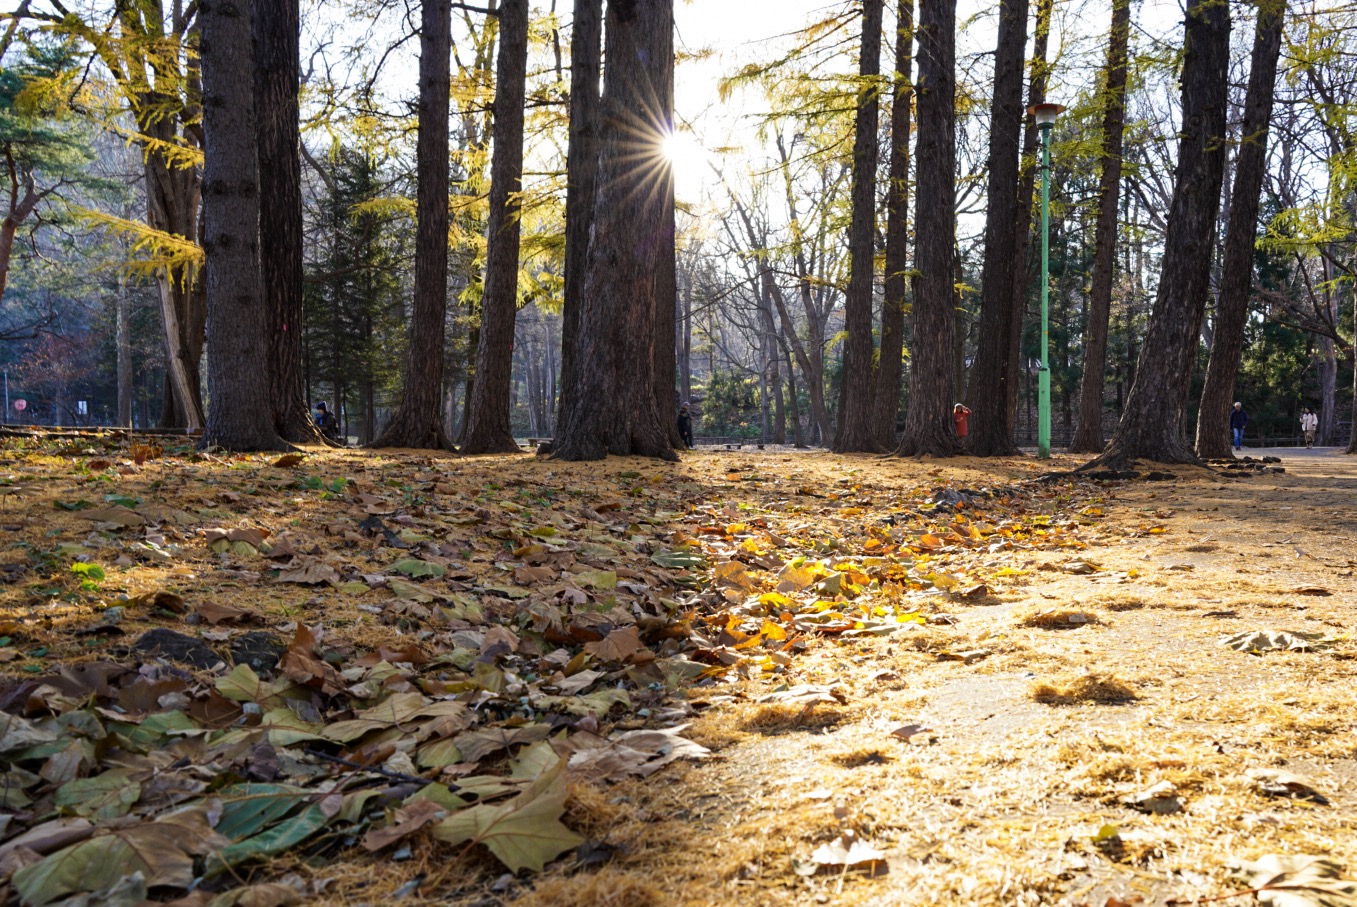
[0,438,1125,905]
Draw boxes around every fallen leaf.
[362,799,449,852]
[1230,854,1357,907]
[431,753,581,872]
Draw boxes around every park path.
[564,449,1357,907]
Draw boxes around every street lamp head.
[1028,103,1066,127]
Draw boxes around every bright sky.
[667,0,1189,203]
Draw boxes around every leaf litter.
[1,438,1356,905]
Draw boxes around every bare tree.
[464,0,530,454]
[896,0,959,457]
[1194,0,1286,458]
[1082,0,1231,468]
[371,0,454,450]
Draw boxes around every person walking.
[1230,402,1249,451]
[953,403,971,439]
[677,404,694,449]
[1300,407,1318,448]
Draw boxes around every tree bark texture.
[1069,0,1132,453]
[1193,0,1284,459]
[553,0,677,462]
[255,0,317,443]
[834,0,884,452]
[872,0,914,451]
[1088,0,1230,469]
[647,1,682,450]
[199,0,286,451]
[896,0,959,457]
[464,0,530,454]
[964,0,1029,456]
[556,0,602,428]
[1005,0,1051,438]
[371,0,454,450]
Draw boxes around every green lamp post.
[1028,102,1064,459]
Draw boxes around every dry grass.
[1015,605,1101,629]
[1030,672,1139,704]
[740,702,846,733]
[506,869,666,907]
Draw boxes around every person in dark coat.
[677,404,694,449]
[1230,401,1248,451]
[314,401,339,441]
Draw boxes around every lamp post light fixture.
[1027,102,1064,459]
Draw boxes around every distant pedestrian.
[314,401,339,441]
[677,404,694,448]
[1300,407,1318,448]
[953,403,971,438]
[1230,402,1248,451]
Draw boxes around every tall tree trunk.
[199,0,285,451]
[873,0,914,451]
[1069,0,1131,453]
[964,0,1029,456]
[557,0,603,426]
[1193,0,1285,458]
[371,0,454,450]
[896,0,958,457]
[1086,0,1230,469]
[116,276,133,426]
[784,346,805,447]
[1005,0,1052,438]
[553,0,677,461]
[255,0,315,442]
[464,0,530,454]
[1319,332,1335,444]
[648,2,682,450]
[834,0,885,452]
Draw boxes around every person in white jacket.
[1300,408,1318,448]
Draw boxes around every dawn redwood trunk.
[896,0,958,457]
[255,0,317,443]
[553,0,677,461]
[556,0,602,429]
[647,1,682,449]
[1005,0,1052,437]
[371,0,454,450]
[464,0,530,455]
[1069,0,1131,453]
[872,0,914,451]
[1086,0,1230,469]
[834,0,884,452]
[199,0,286,451]
[964,0,1029,456]
[1193,0,1285,459]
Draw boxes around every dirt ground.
[510,447,1357,907]
[1,438,1355,907]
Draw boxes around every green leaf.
[389,558,446,578]
[206,802,330,874]
[214,783,307,841]
[573,569,617,590]
[53,771,142,820]
[431,753,581,872]
[651,550,705,569]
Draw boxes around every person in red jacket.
[953,403,971,438]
